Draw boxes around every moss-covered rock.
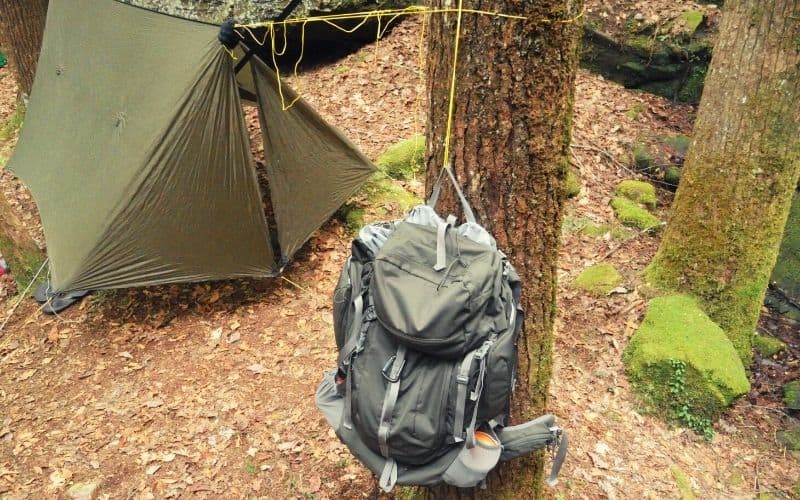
[573,263,622,295]
[611,196,661,232]
[616,179,658,209]
[338,172,420,233]
[623,294,750,422]
[785,380,800,410]
[376,135,425,181]
[777,429,800,451]
[768,192,800,319]
[752,333,786,358]
[565,168,581,198]
[665,166,682,186]
[674,11,704,38]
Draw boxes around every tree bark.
[0,0,48,96]
[647,0,800,362]
[0,191,44,291]
[423,0,582,497]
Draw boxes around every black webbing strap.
[233,0,305,74]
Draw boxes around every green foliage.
[573,263,622,295]
[565,168,581,198]
[375,135,425,180]
[784,380,800,410]
[623,295,750,426]
[616,179,657,209]
[611,196,661,232]
[243,458,258,476]
[752,333,786,358]
[670,359,714,440]
[670,464,696,500]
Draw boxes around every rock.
[784,380,800,410]
[767,191,800,320]
[615,179,657,209]
[634,13,645,21]
[777,428,800,451]
[623,294,750,422]
[376,136,425,181]
[611,196,661,232]
[752,333,786,358]
[118,0,416,24]
[581,9,714,103]
[67,480,100,500]
[573,263,622,296]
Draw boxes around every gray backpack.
[316,168,567,492]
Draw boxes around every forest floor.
[1,14,799,500]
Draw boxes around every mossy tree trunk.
[0,0,48,96]
[423,0,582,496]
[647,0,800,362]
[0,193,44,291]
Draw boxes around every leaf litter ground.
[1,16,799,500]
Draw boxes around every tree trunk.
[423,0,582,496]
[647,0,800,362]
[0,192,44,291]
[0,0,48,96]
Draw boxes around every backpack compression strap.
[376,344,407,492]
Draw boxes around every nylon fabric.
[9,0,376,292]
[251,57,376,262]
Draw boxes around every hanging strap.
[377,345,408,457]
[452,350,477,443]
[434,214,457,271]
[427,165,477,224]
[545,427,568,487]
[379,457,398,493]
[465,345,490,448]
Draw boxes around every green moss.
[625,103,646,120]
[777,429,800,451]
[662,134,692,157]
[375,135,425,181]
[0,103,24,141]
[573,263,622,295]
[752,334,786,357]
[792,479,800,498]
[632,143,654,173]
[338,172,420,233]
[677,11,704,37]
[623,295,750,422]
[785,381,800,410]
[565,168,581,198]
[670,465,696,500]
[725,472,745,488]
[611,197,661,232]
[616,180,658,209]
[0,234,46,295]
[665,166,682,186]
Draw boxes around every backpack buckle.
[382,355,406,382]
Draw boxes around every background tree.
[0,0,48,289]
[647,0,800,362]
[0,0,48,96]
[424,0,583,495]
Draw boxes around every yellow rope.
[442,0,465,169]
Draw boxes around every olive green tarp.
[8,0,376,292]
